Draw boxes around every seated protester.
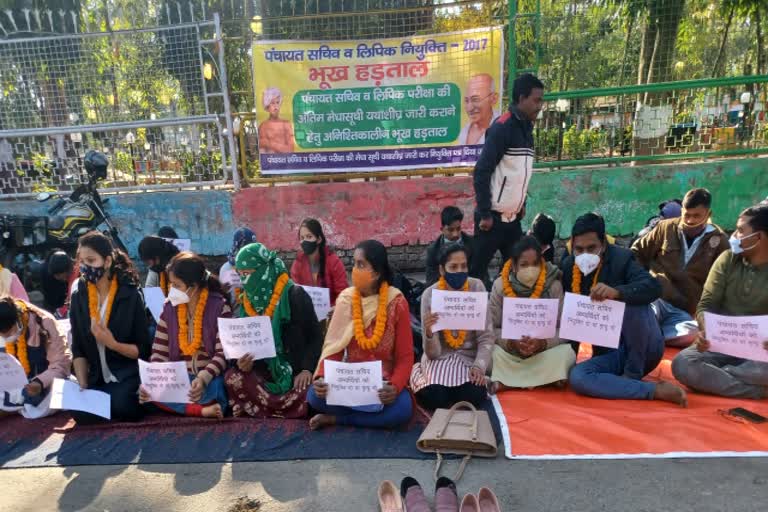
[425,206,473,287]
[37,250,74,314]
[218,227,257,307]
[528,213,557,263]
[672,204,768,399]
[140,253,231,418]
[411,244,494,410]
[157,226,179,239]
[632,188,729,347]
[489,236,575,391]
[0,298,71,419]
[70,231,152,424]
[138,236,180,293]
[0,263,29,302]
[290,218,349,307]
[634,199,683,241]
[225,243,323,419]
[309,240,414,430]
[564,213,687,406]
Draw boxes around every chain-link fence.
[0,11,236,198]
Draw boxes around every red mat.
[492,347,768,459]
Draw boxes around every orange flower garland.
[242,273,290,318]
[501,260,547,298]
[571,261,603,295]
[5,300,30,375]
[87,277,119,326]
[437,276,469,349]
[159,272,169,296]
[352,282,390,351]
[177,287,210,357]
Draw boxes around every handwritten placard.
[431,290,488,332]
[220,269,242,288]
[139,360,191,403]
[163,238,191,252]
[55,319,72,347]
[143,286,166,322]
[704,313,768,362]
[0,353,28,392]
[50,378,111,420]
[501,298,560,340]
[324,360,383,407]
[300,285,331,320]
[217,316,277,360]
[558,292,626,349]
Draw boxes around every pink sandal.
[478,488,501,512]
[378,480,403,512]
[460,494,480,512]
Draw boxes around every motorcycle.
[0,150,127,285]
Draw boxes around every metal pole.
[214,13,241,191]
[508,0,517,98]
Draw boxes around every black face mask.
[301,240,319,255]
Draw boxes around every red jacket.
[290,247,349,305]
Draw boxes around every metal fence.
[0,11,237,198]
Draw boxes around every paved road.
[1,457,766,511]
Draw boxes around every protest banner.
[501,298,560,340]
[143,287,166,323]
[217,316,277,360]
[50,378,111,420]
[558,292,626,349]
[704,313,768,362]
[324,360,383,407]
[300,285,332,320]
[0,353,28,392]
[431,290,488,332]
[252,27,504,174]
[139,360,191,403]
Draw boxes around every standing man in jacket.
[632,188,729,347]
[471,73,544,285]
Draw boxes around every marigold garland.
[352,282,390,351]
[177,287,210,357]
[242,273,289,318]
[501,260,547,298]
[87,277,118,327]
[159,271,169,296]
[437,276,469,349]
[5,300,30,375]
[571,261,603,295]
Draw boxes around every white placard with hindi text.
[220,269,242,288]
[55,319,72,348]
[50,378,111,419]
[501,298,560,340]
[300,285,331,320]
[139,360,191,403]
[324,360,383,407]
[558,292,626,349]
[0,353,29,392]
[217,316,277,360]
[164,238,191,252]
[704,312,768,363]
[431,290,488,332]
[143,286,166,323]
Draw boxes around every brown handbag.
[416,401,498,481]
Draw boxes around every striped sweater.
[151,302,231,384]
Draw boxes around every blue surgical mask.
[444,271,468,290]
[729,232,759,255]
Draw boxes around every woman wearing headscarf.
[224,243,323,418]
[217,227,257,308]
[140,252,231,418]
[308,240,414,430]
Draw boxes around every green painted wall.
[527,158,768,237]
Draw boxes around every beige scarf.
[315,285,402,376]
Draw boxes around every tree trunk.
[711,4,736,77]
[618,15,635,87]
[756,8,764,76]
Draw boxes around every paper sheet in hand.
[431,290,488,332]
[0,353,29,392]
[163,238,191,252]
[704,312,768,362]
[139,360,191,403]
[558,292,625,349]
[300,285,331,320]
[217,316,277,360]
[143,286,166,323]
[55,319,72,347]
[325,360,383,407]
[501,298,559,340]
[220,269,242,287]
[50,378,111,419]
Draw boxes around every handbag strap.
[436,401,479,441]
[434,451,472,482]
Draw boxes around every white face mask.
[575,252,601,276]
[729,232,759,255]
[0,324,20,344]
[168,286,190,307]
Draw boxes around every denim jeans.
[672,346,768,399]
[307,387,413,428]
[651,299,698,347]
